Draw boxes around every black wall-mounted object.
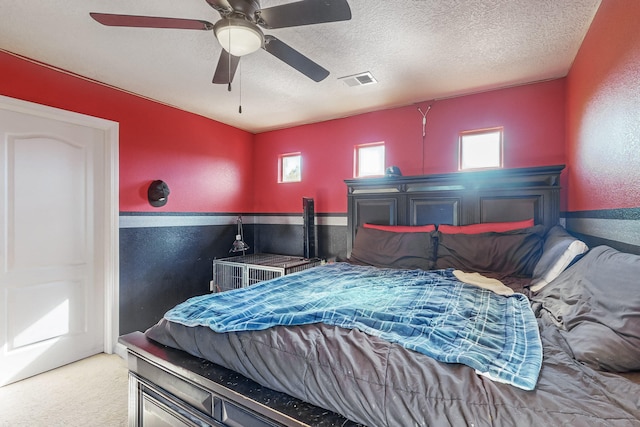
[148,180,170,207]
[303,197,316,259]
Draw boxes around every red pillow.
[363,223,436,233]
[438,219,534,234]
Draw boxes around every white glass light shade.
[215,19,264,57]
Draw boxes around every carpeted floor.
[0,353,128,427]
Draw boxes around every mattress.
[146,315,640,426]
[146,260,640,426]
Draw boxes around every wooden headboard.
[344,165,564,257]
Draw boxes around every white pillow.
[530,226,588,292]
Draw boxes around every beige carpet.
[0,353,128,427]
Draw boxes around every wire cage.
[211,253,322,293]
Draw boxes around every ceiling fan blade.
[212,50,240,84]
[90,13,214,30]
[258,0,351,29]
[204,0,233,15]
[263,35,329,82]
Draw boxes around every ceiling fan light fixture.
[214,18,263,57]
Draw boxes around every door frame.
[0,94,120,354]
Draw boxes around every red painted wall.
[0,51,254,213]
[566,1,640,212]
[253,79,566,214]
[1,51,569,216]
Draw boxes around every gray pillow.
[435,225,545,277]
[529,225,588,292]
[532,245,640,372]
[349,227,436,270]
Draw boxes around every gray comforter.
[161,264,542,391]
[146,313,640,426]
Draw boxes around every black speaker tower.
[302,197,316,258]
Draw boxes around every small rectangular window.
[459,127,503,170]
[355,142,385,177]
[279,153,301,183]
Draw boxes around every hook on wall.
[417,104,432,137]
[417,102,434,175]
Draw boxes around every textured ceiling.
[0,0,601,133]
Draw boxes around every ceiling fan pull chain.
[228,19,232,92]
[239,61,243,114]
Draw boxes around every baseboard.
[114,342,128,360]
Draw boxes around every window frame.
[354,142,385,178]
[278,152,302,183]
[458,127,504,171]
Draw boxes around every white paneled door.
[0,96,118,386]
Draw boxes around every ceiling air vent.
[338,71,377,87]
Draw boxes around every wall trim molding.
[563,207,640,220]
[119,212,348,228]
[566,217,640,248]
[120,213,240,228]
[563,207,640,253]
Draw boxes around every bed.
[121,165,640,426]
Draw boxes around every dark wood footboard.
[119,332,362,427]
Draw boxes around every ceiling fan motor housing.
[208,0,262,23]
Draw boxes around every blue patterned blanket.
[164,262,542,390]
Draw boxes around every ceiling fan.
[90,0,352,85]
